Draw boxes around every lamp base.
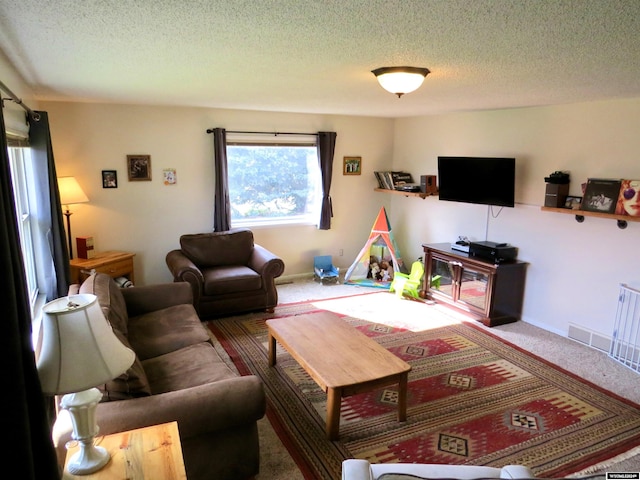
[61,388,110,475]
[64,208,74,259]
[67,443,109,475]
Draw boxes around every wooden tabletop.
[63,421,186,479]
[266,311,410,391]
[69,250,135,268]
[267,311,411,439]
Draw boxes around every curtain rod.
[0,79,40,121]
[206,129,317,136]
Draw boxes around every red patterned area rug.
[207,292,640,480]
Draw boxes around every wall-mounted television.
[437,156,516,208]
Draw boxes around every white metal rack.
[609,283,640,373]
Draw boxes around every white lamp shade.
[58,176,89,205]
[372,66,430,97]
[37,294,135,395]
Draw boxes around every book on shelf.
[374,171,387,189]
[374,171,394,190]
[391,171,414,186]
[374,171,415,190]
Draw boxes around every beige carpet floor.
[214,277,640,479]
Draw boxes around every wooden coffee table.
[266,311,411,440]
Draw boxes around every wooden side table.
[63,421,187,479]
[69,251,135,285]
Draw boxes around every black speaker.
[420,175,437,194]
[544,183,569,207]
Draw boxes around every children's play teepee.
[344,206,408,288]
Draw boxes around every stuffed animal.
[380,269,391,282]
[380,260,394,281]
[370,262,380,280]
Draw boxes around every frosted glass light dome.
[372,67,430,98]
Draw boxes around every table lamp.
[37,294,135,475]
[57,176,89,259]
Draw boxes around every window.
[7,145,39,314]
[227,135,321,227]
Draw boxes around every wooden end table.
[63,421,186,479]
[266,311,411,440]
[62,422,187,480]
[69,251,135,284]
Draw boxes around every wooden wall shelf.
[540,206,640,229]
[374,188,436,199]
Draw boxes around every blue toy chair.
[314,255,340,284]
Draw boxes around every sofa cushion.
[99,328,151,402]
[202,266,262,296]
[127,304,211,361]
[80,273,129,336]
[142,343,238,394]
[180,228,253,268]
[378,475,427,480]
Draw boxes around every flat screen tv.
[437,156,515,207]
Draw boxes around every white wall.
[391,98,640,338]
[9,44,640,341]
[40,101,395,286]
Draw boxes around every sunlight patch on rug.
[309,292,464,332]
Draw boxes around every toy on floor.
[389,258,424,299]
[344,206,408,287]
[313,255,340,284]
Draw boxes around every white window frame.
[8,143,51,352]
[226,133,321,228]
[8,146,39,306]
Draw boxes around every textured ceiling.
[1,0,640,118]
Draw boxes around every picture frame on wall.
[564,195,582,210]
[102,170,117,188]
[343,156,361,175]
[163,168,177,185]
[580,178,621,214]
[127,155,152,181]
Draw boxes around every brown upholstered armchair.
[166,228,285,319]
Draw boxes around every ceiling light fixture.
[371,66,431,98]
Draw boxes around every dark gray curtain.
[317,131,337,230]
[29,111,70,298]
[212,128,231,231]
[1,108,61,478]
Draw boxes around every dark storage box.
[545,183,569,207]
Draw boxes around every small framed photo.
[163,168,177,185]
[102,170,117,188]
[343,156,361,175]
[564,195,582,210]
[127,155,152,181]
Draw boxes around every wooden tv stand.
[421,243,528,327]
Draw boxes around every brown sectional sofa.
[53,272,265,480]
